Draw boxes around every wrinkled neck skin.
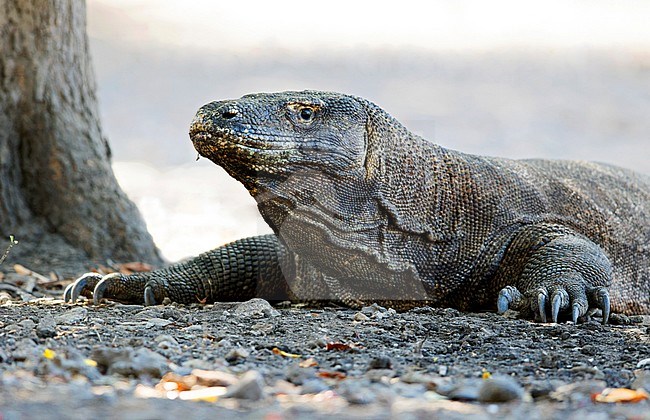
[246,100,465,303]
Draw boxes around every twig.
[0,235,18,265]
[0,283,38,301]
[13,264,55,284]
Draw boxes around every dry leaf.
[593,387,649,403]
[272,347,302,358]
[326,342,352,351]
[317,370,346,380]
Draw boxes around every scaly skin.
[66,91,650,323]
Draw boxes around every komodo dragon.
[65,91,650,324]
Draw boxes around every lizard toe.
[144,285,157,306]
[535,288,549,323]
[587,286,610,325]
[497,285,524,314]
[550,288,570,323]
[64,273,103,303]
[92,273,125,304]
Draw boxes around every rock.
[300,378,329,394]
[528,379,566,399]
[225,370,265,400]
[286,363,315,385]
[54,307,88,324]
[306,337,328,349]
[91,347,168,378]
[478,376,524,403]
[353,312,369,322]
[225,347,249,363]
[361,303,387,316]
[154,334,179,347]
[36,316,57,338]
[631,370,650,391]
[18,319,36,330]
[368,356,393,370]
[550,380,607,402]
[339,381,376,404]
[233,298,279,318]
[442,380,481,401]
[637,358,650,369]
[11,338,38,361]
[144,318,173,328]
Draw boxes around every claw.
[68,273,103,303]
[595,287,610,325]
[571,304,580,323]
[537,292,548,323]
[144,286,157,306]
[550,289,569,323]
[497,286,523,314]
[92,273,122,304]
[551,294,561,323]
[63,282,74,302]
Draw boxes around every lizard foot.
[64,272,162,305]
[497,282,610,324]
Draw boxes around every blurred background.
[86,0,650,262]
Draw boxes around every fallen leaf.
[326,342,352,351]
[593,387,649,403]
[272,347,302,358]
[43,348,56,359]
[317,370,346,380]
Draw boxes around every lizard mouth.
[191,126,297,152]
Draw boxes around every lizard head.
[189,91,370,194]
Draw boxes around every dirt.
[0,285,649,419]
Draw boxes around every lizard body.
[66,91,650,322]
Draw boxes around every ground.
[0,283,648,419]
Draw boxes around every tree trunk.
[0,0,162,276]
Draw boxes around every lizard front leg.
[64,234,291,305]
[494,225,612,324]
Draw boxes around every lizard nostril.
[222,109,238,119]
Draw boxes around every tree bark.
[0,0,162,276]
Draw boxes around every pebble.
[54,307,88,324]
[353,312,369,322]
[443,380,481,401]
[300,378,330,394]
[225,370,265,400]
[549,380,607,403]
[636,357,650,369]
[144,318,173,328]
[225,347,250,363]
[91,347,168,378]
[36,316,57,338]
[368,355,393,370]
[339,381,376,404]
[631,370,650,391]
[18,319,36,330]
[361,303,387,316]
[477,377,524,403]
[233,298,280,318]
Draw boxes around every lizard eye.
[299,107,314,121]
